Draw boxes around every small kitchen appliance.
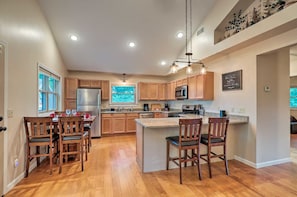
[143,104,149,111]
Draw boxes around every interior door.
[0,43,6,196]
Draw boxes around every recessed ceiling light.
[161,61,166,66]
[70,35,78,41]
[176,32,183,38]
[129,42,136,48]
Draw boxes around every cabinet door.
[167,81,176,100]
[91,80,101,88]
[126,113,139,133]
[101,80,109,100]
[187,76,197,99]
[158,83,166,100]
[65,78,78,99]
[64,99,76,110]
[112,113,126,133]
[78,80,91,88]
[176,78,188,87]
[102,114,112,134]
[196,72,214,100]
[139,82,159,100]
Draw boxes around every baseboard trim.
[234,155,292,169]
[5,160,38,194]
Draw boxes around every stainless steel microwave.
[175,85,188,99]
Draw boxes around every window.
[290,87,297,108]
[111,84,137,105]
[38,66,60,113]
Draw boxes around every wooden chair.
[200,117,230,178]
[23,117,59,177]
[77,111,92,152]
[58,116,87,173]
[166,118,203,184]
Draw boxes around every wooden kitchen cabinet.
[78,79,101,88]
[102,113,139,135]
[64,78,78,110]
[188,72,214,100]
[126,113,139,133]
[158,83,166,101]
[101,80,109,100]
[64,99,76,110]
[176,78,188,87]
[138,82,159,100]
[101,113,112,134]
[112,113,126,134]
[187,75,197,99]
[196,72,214,100]
[166,81,176,100]
[65,78,78,99]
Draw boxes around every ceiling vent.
[197,27,204,36]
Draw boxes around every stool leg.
[224,144,229,175]
[166,141,170,170]
[207,145,212,178]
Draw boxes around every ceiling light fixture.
[70,35,78,41]
[129,42,136,48]
[170,0,206,75]
[176,32,184,38]
[161,61,167,66]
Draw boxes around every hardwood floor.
[6,134,297,197]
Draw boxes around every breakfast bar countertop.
[135,115,249,128]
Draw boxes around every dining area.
[23,111,96,177]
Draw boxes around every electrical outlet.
[14,158,19,168]
[239,108,245,113]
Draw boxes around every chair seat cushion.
[62,136,82,141]
[166,136,199,146]
[200,134,224,144]
[83,131,89,137]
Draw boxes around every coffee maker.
[143,104,149,111]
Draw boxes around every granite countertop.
[135,115,249,128]
[101,109,181,114]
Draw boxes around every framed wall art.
[222,69,242,91]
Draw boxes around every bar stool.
[200,117,229,178]
[166,118,202,184]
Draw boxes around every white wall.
[0,0,68,193]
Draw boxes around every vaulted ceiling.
[38,0,217,76]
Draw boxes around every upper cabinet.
[138,82,159,100]
[176,78,188,87]
[166,81,176,100]
[188,72,214,100]
[101,80,110,100]
[158,83,167,101]
[79,79,101,88]
[65,78,78,99]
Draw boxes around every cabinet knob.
[0,126,7,132]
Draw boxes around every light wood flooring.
[5,134,297,197]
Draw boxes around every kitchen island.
[135,115,249,173]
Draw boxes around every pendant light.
[170,0,206,75]
[122,73,126,84]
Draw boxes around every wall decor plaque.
[222,70,242,91]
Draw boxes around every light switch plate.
[7,109,13,118]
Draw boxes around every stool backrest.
[179,118,202,144]
[208,117,229,140]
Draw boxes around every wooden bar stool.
[23,117,59,177]
[200,117,229,178]
[166,118,202,184]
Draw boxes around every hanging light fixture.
[170,0,206,75]
[122,73,126,84]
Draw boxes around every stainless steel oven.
[175,85,188,99]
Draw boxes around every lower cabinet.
[101,113,139,135]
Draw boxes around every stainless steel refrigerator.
[77,88,101,137]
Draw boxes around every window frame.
[38,64,61,114]
[110,83,138,106]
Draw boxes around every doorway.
[0,42,7,196]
